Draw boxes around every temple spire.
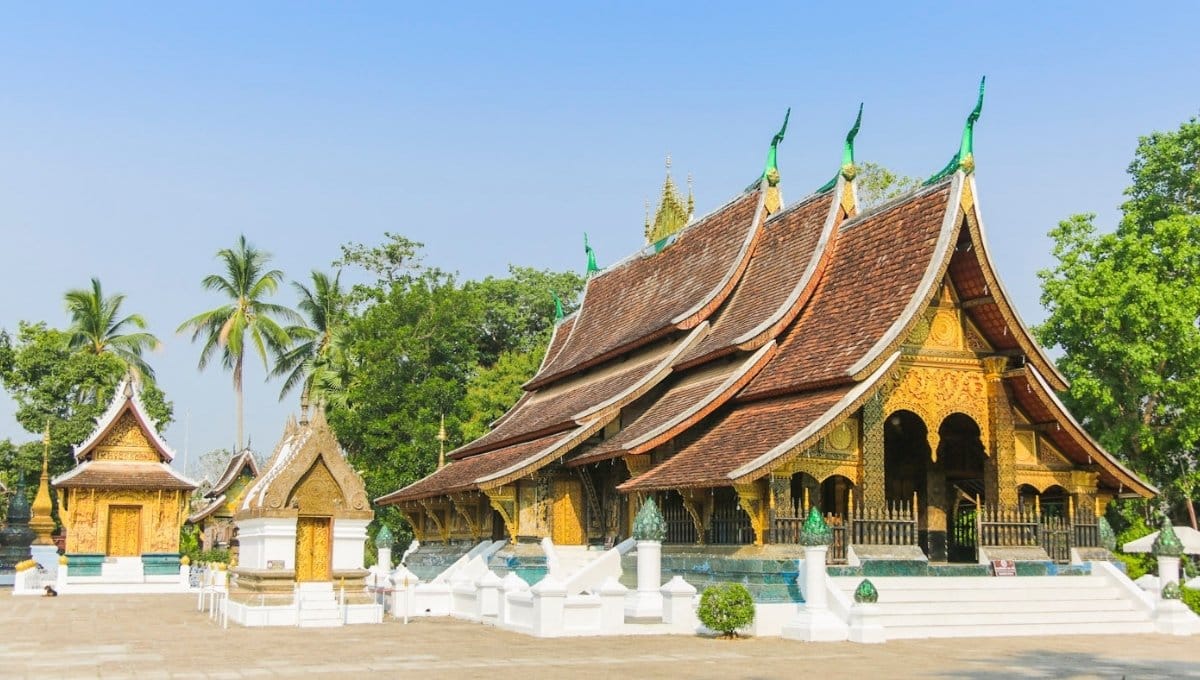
[645,155,692,246]
[436,414,448,469]
[818,103,865,192]
[30,419,55,545]
[926,77,986,184]
[584,233,600,277]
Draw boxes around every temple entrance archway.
[939,413,987,563]
[884,410,934,556]
[106,505,141,556]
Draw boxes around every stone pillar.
[983,357,1018,510]
[781,509,848,642]
[1153,520,1183,594]
[860,394,886,511]
[626,497,665,621]
[660,575,697,630]
[530,575,567,637]
[56,555,68,591]
[476,570,503,619]
[598,577,629,633]
[374,525,394,572]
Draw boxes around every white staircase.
[296,583,343,628]
[553,546,598,579]
[831,575,1156,639]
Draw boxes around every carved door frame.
[105,505,142,557]
[295,516,333,582]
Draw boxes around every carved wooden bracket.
[397,505,426,543]
[734,482,766,546]
[680,489,708,545]
[449,493,482,541]
[482,486,518,543]
[418,499,451,542]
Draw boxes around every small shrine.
[225,406,382,626]
[187,447,259,555]
[52,377,197,586]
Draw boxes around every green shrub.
[697,583,755,638]
[197,548,230,564]
[1112,552,1154,580]
[1183,587,1200,616]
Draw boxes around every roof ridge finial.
[817,103,865,192]
[926,76,986,184]
[760,107,790,215]
[687,173,694,217]
[584,233,600,277]
[552,290,564,322]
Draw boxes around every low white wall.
[333,519,369,572]
[237,517,297,571]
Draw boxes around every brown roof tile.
[677,190,835,367]
[53,461,197,490]
[449,357,659,459]
[528,190,762,388]
[618,388,851,491]
[377,431,574,503]
[740,182,954,398]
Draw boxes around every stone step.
[871,598,1138,616]
[843,586,1123,603]
[874,608,1147,628]
[884,620,1156,639]
[831,575,1108,590]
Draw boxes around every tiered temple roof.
[379,100,1155,509]
[187,448,259,524]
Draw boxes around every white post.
[659,575,697,632]
[1157,555,1181,594]
[377,547,392,573]
[625,540,663,620]
[598,577,628,634]
[804,545,828,610]
[56,559,68,592]
[530,575,567,638]
[477,570,503,619]
[781,510,848,642]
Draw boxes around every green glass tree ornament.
[798,507,833,546]
[854,579,878,604]
[632,497,667,542]
[1153,519,1184,557]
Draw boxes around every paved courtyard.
[1,594,1197,679]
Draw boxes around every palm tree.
[65,278,160,379]
[272,270,349,407]
[177,235,299,449]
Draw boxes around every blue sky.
[1,3,1197,477]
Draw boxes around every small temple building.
[226,406,381,626]
[52,377,197,582]
[378,84,1155,566]
[187,447,259,553]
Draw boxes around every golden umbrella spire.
[436,414,448,469]
[30,419,56,545]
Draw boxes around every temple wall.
[237,516,298,570]
[63,488,187,555]
[333,519,370,571]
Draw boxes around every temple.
[225,406,381,626]
[52,377,197,583]
[187,447,259,555]
[378,92,1155,569]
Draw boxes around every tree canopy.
[64,277,161,381]
[1037,116,1200,528]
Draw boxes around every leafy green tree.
[0,322,173,479]
[460,348,545,442]
[177,235,299,450]
[1122,116,1200,229]
[1038,116,1200,529]
[272,270,349,406]
[64,277,161,381]
[855,161,922,210]
[465,266,585,362]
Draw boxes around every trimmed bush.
[697,583,755,638]
[1182,586,1200,616]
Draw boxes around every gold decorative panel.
[823,418,858,453]
[106,506,141,556]
[1015,432,1037,465]
[883,364,990,461]
[288,458,344,516]
[295,516,332,582]
[550,479,585,545]
[94,413,160,462]
[65,488,187,555]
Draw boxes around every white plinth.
[781,545,848,642]
[1155,599,1200,636]
[848,603,886,644]
[31,545,59,581]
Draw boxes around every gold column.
[30,421,56,545]
[983,357,1018,509]
[860,393,886,511]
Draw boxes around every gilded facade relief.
[93,413,161,462]
[65,488,186,555]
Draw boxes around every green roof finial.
[552,291,564,322]
[798,506,833,546]
[375,524,394,549]
[763,107,790,180]
[632,496,667,542]
[584,232,599,278]
[925,76,986,184]
[817,103,865,192]
[1152,518,1183,557]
